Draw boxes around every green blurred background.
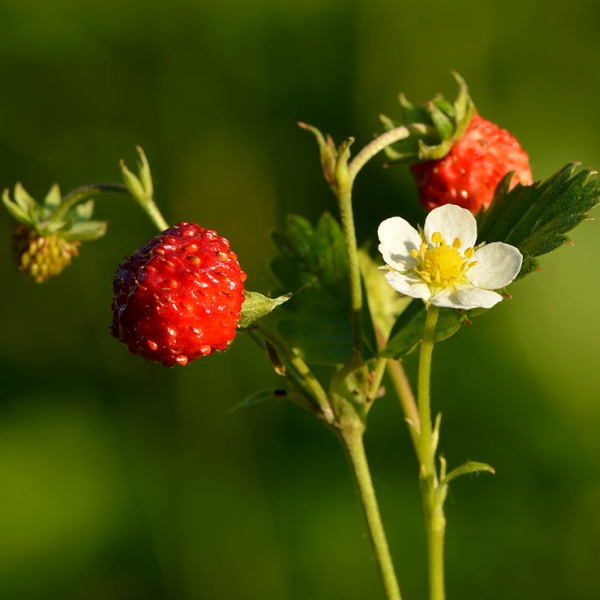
[1,1,600,598]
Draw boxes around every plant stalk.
[347,127,410,182]
[340,427,403,600]
[335,178,363,352]
[416,304,446,600]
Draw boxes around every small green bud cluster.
[3,183,107,283]
[11,224,81,283]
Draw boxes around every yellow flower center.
[410,231,477,289]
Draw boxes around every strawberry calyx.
[380,72,476,164]
[3,183,108,282]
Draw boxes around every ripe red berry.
[410,115,533,214]
[111,222,246,367]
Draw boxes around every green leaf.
[13,183,36,215]
[271,212,377,365]
[442,460,495,486]
[382,300,467,359]
[238,291,291,330]
[478,164,600,277]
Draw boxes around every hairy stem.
[340,427,403,600]
[52,183,129,224]
[347,127,410,183]
[335,177,363,352]
[416,304,446,600]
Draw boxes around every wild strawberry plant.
[3,75,599,600]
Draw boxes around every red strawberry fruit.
[111,222,246,367]
[410,114,532,213]
[381,73,533,214]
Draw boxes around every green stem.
[386,359,420,442]
[51,183,130,224]
[335,176,363,352]
[254,323,334,424]
[374,328,420,436]
[142,198,169,232]
[57,182,169,233]
[347,127,410,183]
[340,427,403,600]
[332,127,422,354]
[416,304,446,600]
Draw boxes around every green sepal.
[478,163,600,278]
[136,146,154,200]
[43,184,62,209]
[3,182,109,247]
[61,220,107,242]
[381,72,476,164]
[120,158,148,203]
[237,290,291,330]
[71,199,95,221]
[271,212,377,365]
[441,460,495,486]
[2,188,31,223]
[427,100,454,140]
[298,122,339,190]
[14,183,37,216]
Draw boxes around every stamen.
[410,249,420,259]
[452,237,462,249]
[431,232,442,244]
[464,247,474,259]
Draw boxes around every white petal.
[424,204,477,250]
[378,217,421,270]
[384,271,431,301]
[431,284,503,310]
[469,242,523,289]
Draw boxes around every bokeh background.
[1,1,600,598]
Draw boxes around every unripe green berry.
[11,224,80,283]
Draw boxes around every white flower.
[377,204,523,310]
